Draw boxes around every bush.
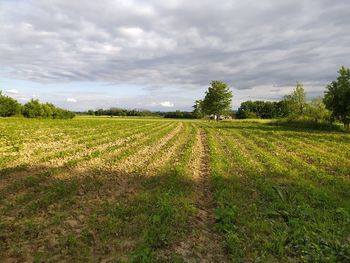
[271,118,343,131]
[22,99,75,119]
[0,92,22,117]
[88,108,158,117]
[163,111,196,119]
[23,99,44,118]
[304,98,331,123]
[237,100,288,119]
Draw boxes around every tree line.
[86,108,159,117]
[0,92,75,119]
[85,108,200,119]
[236,83,327,121]
[163,111,197,119]
[237,101,289,119]
[191,66,349,130]
[1,66,348,128]
[236,67,350,129]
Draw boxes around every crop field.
[0,117,350,262]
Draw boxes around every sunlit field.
[1,117,349,262]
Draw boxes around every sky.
[0,0,349,111]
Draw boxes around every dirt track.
[171,128,228,263]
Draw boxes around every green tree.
[237,101,257,119]
[192,99,204,118]
[23,99,44,118]
[324,66,350,130]
[283,82,307,118]
[202,81,233,118]
[0,91,22,117]
[13,98,75,119]
[305,98,330,123]
[42,103,55,118]
[236,100,288,119]
[275,100,289,118]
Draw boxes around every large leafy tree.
[324,66,350,130]
[283,82,307,118]
[202,81,233,117]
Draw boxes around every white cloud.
[66,97,77,103]
[160,101,174,107]
[0,0,349,110]
[119,27,144,38]
[5,89,18,94]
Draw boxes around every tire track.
[171,128,228,263]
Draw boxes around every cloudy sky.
[1,0,349,111]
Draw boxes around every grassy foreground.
[0,117,349,262]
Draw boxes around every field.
[0,117,350,262]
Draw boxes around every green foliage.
[1,118,350,261]
[0,93,74,119]
[272,118,342,131]
[206,120,350,262]
[283,82,307,119]
[237,100,288,119]
[324,66,350,130]
[88,107,158,117]
[23,99,75,119]
[192,99,204,118]
[22,99,44,118]
[305,98,331,123]
[163,110,196,119]
[202,81,233,116]
[0,91,22,117]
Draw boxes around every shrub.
[23,99,75,119]
[23,99,44,118]
[0,91,22,117]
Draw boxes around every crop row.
[205,122,350,262]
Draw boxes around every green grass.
[205,121,350,262]
[0,117,349,262]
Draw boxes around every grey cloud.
[0,0,349,106]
